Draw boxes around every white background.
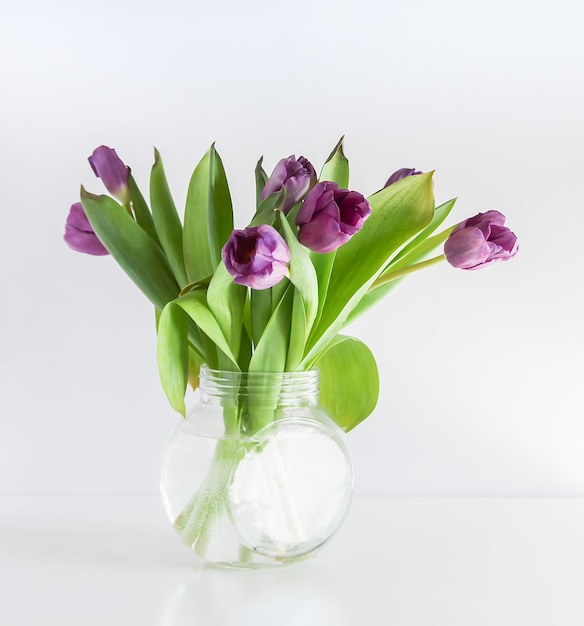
[1,0,582,496]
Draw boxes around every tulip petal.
[261,156,291,200]
[296,181,370,253]
[490,225,520,255]
[88,146,130,204]
[66,202,93,231]
[261,155,317,212]
[444,228,493,269]
[64,225,110,256]
[445,211,518,270]
[63,202,109,256]
[298,213,350,254]
[384,168,422,188]
[222,224,290,290]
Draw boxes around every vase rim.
[200,365,318,377]
[198,365,320,400]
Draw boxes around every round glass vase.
[160,366,353,568]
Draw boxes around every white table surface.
[1,496,584,625]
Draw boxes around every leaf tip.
[324,135,346,163]
[80,185,99,201]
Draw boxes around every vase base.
[202,548,319,570]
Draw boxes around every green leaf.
[277,211,319,368]
[301,172,435,367]
[237,326,252,371]
[314,335,379,432]
[255,156,268,209]
[249,190,283,227]
[345,199,457,324]
[179,275,212,297]
[150,149,189,287]
[207,145,234,266]
[174,290,240,368]
[310,249,336,329]
[183,145,233,283]
[187,345,206,391]
[247,286,294,432]
[157,303,189,415]
[271,277,289,311]
[207,262,246,370]
[198,327,219,370]
[319,136,349,188]
[345,277,403,325]
[249,285,293,373]
[385,198,456,270]
[250,288,273,347]
[80,188,179,310]
[277,212,318,332]
[286,289,307,370]
[128,174,159,244]
[381,225,454,278]
[184,149,213,282]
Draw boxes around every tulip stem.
[371,254,446,289]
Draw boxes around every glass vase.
[160,366,353,568]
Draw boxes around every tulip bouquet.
[65,140,518,422]
[65,139,517,561]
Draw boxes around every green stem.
[247,376,280,432]
[174,438,247,554]
[173,372,318,563]
[370,254,446,290]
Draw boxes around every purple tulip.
[222,225,290,290]
[88,145,130,205]
[384,167,422,188]
[295,181,371,254]
[261,155,317,213]
[63,202,109,256]
[444,210,518,270]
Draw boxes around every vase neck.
[199,366,319,407]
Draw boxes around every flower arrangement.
[64,139,517,563]
[65,139,517,429]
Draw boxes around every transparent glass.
[160,366,353,568]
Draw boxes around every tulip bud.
[261,155,317,213]
[63,202,109,256]
[222,225,290,290]
[88,145,130,205]
[384,167,422,187]
[444,210,518,270]
[295,181,371,254]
